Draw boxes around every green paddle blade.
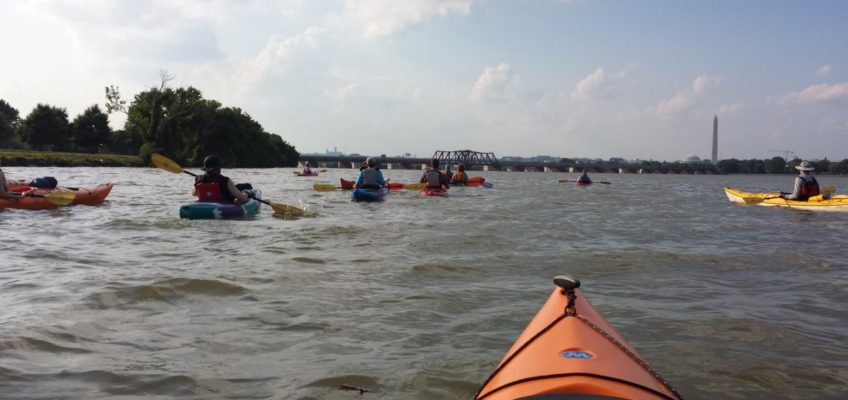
[313,183,337,192]
[151,153,183,174]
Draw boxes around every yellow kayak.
[724,187,848,211]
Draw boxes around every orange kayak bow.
[476,276,682,400]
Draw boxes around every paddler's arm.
[227,180,249,203]
[783,177,803,200]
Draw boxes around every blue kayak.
[351,187,388,202]
[179,190,262,219]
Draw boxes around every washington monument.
[711,115,718,164]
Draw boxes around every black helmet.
[203,155,222,170]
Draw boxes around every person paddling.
[192,155,251,204]
[302,161,313,175]
[354,157,386,190]
[779,161,820,200]
[577,170,592,184]
[420,159,450,189]
[451,163,469,185]
[0,157,27,202]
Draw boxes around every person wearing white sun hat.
[779,161,820,200]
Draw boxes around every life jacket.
[195,173,233,202]
[30,176,58,188]
[798,176,820,200]
[577,175,592,184]
[360,168,381,189]
[302,167,312,174]
[426,169,443,188]
[452,171,467,184]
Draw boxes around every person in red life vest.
[192,155,250,203]
[420,158,450,189]
[779,161,820,201]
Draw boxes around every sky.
[2,0,847,161]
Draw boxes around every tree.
[70,105,112,153]
[764,156,786,174]
[18,104,70,151]
[716,158,741,174]
[0,99,22,148]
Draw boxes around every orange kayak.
[476,276,682,400]
[1,183,113,210]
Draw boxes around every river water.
[1,166,846,399]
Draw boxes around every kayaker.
[420,159,450,189]
[577,170,592,184]
[779,161,820,200]
[354,157,386,190]
[444,165,454,181]
[451,164,469,185]
[0,157,29,202]
[302,161,313,175]
[192,155,250,204]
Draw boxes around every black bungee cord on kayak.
[475,276,683,400]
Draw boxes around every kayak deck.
[476,276,681,400]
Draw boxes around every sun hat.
[795,161,815,171]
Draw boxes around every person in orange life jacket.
[354,157,386,190]
[302,161,313,175]
[577,170,592,184]
[779,161,820,200]
[192,155,250,203]
[0,156,27,202]
[420,158,450,189]
[451,163,469,185]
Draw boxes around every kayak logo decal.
[561,350,592,359]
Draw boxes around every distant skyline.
[2,1,847,161]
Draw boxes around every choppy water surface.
[1,167,847,399]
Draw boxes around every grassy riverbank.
[0,150,144,167]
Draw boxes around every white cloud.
[342,0,476,38]
[780,82,848,104]
[236,27,326,91]
[655,74,720,117]
[470,63,515,104]
[718,102,745,114]
[572,68,605,100]
[817,65,832,76]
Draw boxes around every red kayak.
[294,171,319,177]
[476,276,682,400]
[420,186,448,197]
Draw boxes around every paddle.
[743,186,836,205]
[18,191,76,205]
[151,153,308,216]
[313,183,339,192]
[404,183,427,190]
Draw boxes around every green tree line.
[0,73,298,168]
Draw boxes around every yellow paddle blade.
[151,153,183,174]
[313,183,337,192]
[742,196,768,205]
[39,192,76,205]
[270,202,308,216]
[558,179,570,183]
[404,183,426,190]
[319,169,327,172]
[822,185,835,194]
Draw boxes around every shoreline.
[0,150,144,167]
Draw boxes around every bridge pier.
[544,166,560,173]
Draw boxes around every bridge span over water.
[298,150,715,174]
